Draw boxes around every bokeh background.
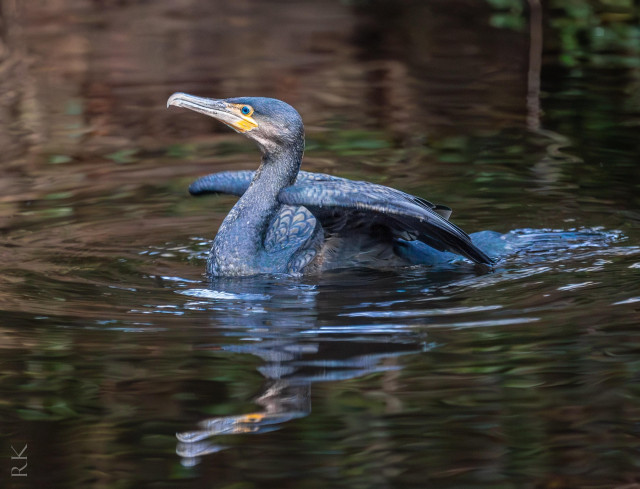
[1,0,640,222]
[1,0,639,243]
[1,1,640,489]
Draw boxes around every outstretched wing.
[189,171,254,196]
[278,179,492,265]
[188,170,345,197]
[188,170,491,265]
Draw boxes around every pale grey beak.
[167,92,256,134]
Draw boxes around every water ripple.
[429,317,541,329]
[340,305,503,318]
[557,281,597,291]
[613,297,640,305]
[177,288,270,301]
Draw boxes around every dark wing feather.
[278,179,492,265]
[264,205,323,274]
[188,170,491,265]
[189,171,255,196]
[264,205,317,253]
[189,170,345,197]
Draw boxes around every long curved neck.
[210,140,304,274]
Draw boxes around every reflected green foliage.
[49,154,73,164]
[485,0,640,65]
[307,129,391,155]
[106,149,139,164]
[485,0,526,31]
[550,0,640,66]
[166,143,196,159]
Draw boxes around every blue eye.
[241,106,251,115]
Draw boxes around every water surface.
[1,1,639,488]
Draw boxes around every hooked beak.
[166,92,258,133]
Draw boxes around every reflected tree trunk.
[527,0,542,131]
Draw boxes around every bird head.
[167,93,304,156]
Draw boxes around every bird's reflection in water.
[173,227,630,465]
[175,274,426,466]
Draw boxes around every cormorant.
[167,93,492,276]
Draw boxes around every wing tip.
[465,245,495,266]
[188,180,217,196]
[188,171,255,197]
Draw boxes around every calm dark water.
[1,1,640,488]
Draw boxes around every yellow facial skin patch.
[227,104,258,133]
